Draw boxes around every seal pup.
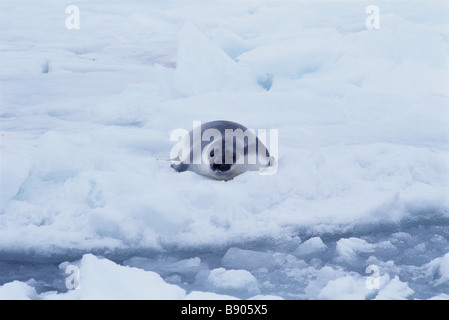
[171,120,275,181]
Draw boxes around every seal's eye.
[210,149,214,158]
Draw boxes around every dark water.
[1,219,449,299]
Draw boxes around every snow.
[1,0,449,300]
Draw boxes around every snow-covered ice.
[0,0,448,299]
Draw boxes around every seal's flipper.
[171,163,188,172]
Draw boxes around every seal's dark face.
[211,163,232,172]
[209,148,236,173]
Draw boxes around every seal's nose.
[211,163,232,172]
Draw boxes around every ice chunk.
[318,274,371,300]
[237,28,342,78]
[33,131,84,180]
[207,268,258,293]
[429,293,449,300]
[222,247,274,271]
[44,254,186,300]
[336,238,376,262]
[0,154,31,207]
[435,253,449,286]
[374,276,414,300]
[124,256,204,278]
[0,281,37,300]
[294,237,327,257]
[391,232,412,243]
[174,21,255,96]
[208,28,251,59]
